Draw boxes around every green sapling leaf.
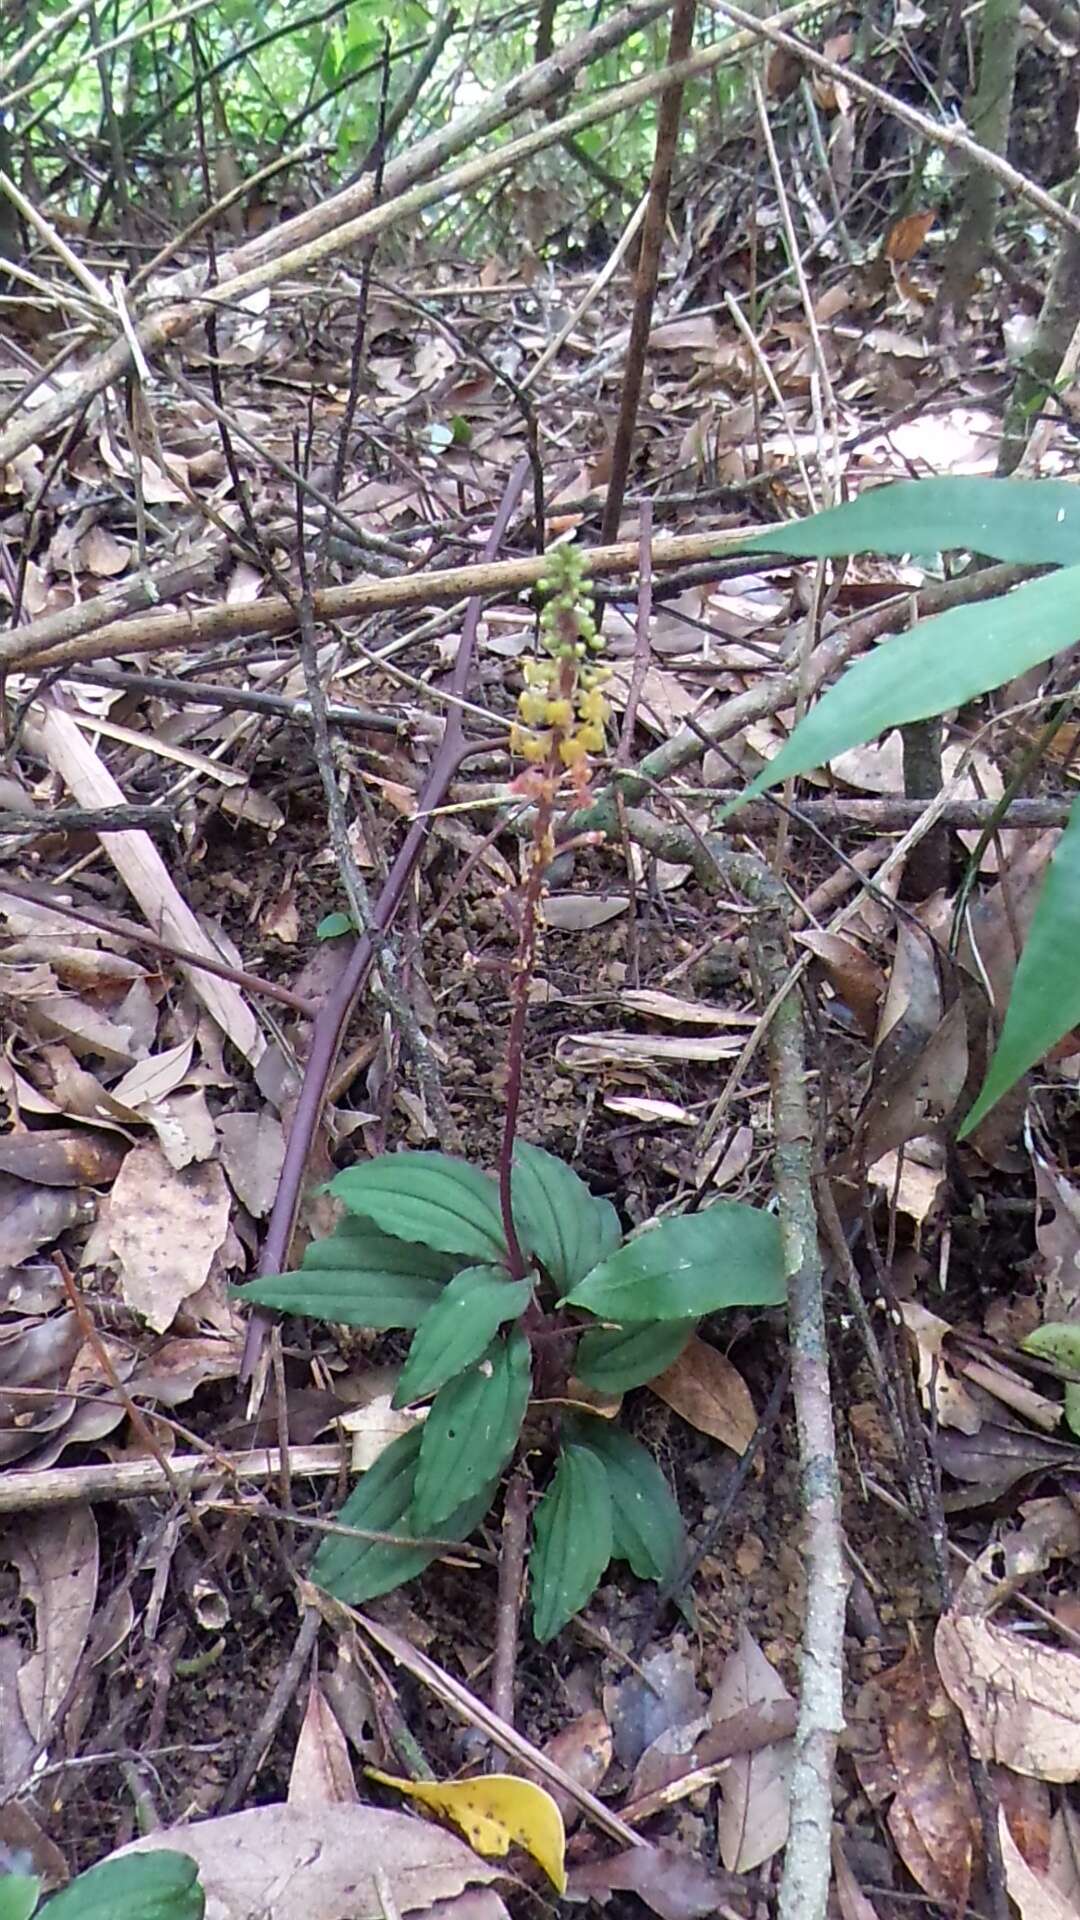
[511,1142,620,1294]
[411,1327,532,1531]
[566,1204,785,1322]
[531,1444,612,1643]
[331,1152,509,1262]
[393,1267,532,1406]
[232,1219,459,1328]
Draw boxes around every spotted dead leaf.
[540,1710,612,1826]
[84,1140,231,1332]
[649,1336,757,1454]
[850,1640,979,1909]
[366,1769,566,1893]
[936,1612,1080,1782]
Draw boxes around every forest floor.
[3,179,1080,1920]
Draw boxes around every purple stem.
[240,458,530,1382]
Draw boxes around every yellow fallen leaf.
[366,1768,566,1893]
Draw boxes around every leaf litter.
[4,27,1080,1920]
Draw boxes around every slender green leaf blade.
[232,1218,457,1327]
[331,1152,508,1261]
[727,564,1080,809]
[531,1444,613,1642]
[960,797,1080,1135]
[574,1318,693,1391]
[0,1878,40,1920]
[736,477,1080,567]
[565,1205,786,1322]
[511,1142,621,1294]
[41,1852,204,1920]
[568,1416,685,1585]
[310,1426,495,1603]
[393,1267,532,1407]
[411,1327,531,1531]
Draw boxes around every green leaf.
[310,1426,496,1604]
[232,1219,458,1328]
[511,1142,620,1294]
[568,1416,685,1585]
[411,1327,531,1531]
[0,1878,40,1920]
[735,477,1080,567]
[316,910,354,940]
[574,1318,692,1391]
[1022,1322,1080,1370]
[726,564,1080,810]
[331,1152,508,1262]
[565,1205,786,1322]
[531,1444,613,1643]
[960,798,1080,1135]
[1023,1324,1080,1440]
[41,1852,204,1920]
[393,1267,532,1406]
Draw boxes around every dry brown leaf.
[831,1832,884,1919]
[884,210,936,263]
[1000,1808,1077,1920]
[568,1842,736,1920]
[85,1141,231,1332]
[117,1802,508,1918]
[795,930,883,1039]
[541,894,629,931]
[619,990,755,1028]
[1032,1152,1080,1322]
[603,1095,695,1126]
[0,1175,92,1267]
[289,1677,359,1808]
[111,1036,195,1110]
[0,1507,98,1769]
[872,1641,979,1908]
[539,1710,612,1826]
[936,1612,1080,1782]
[0,1128,124,1188]
[216,1110,287,1218]
[556,1033,743,1070]
[867,1140,946,1227]
[710,1629,792,1872]
[649,1336,757,1454]
[30,705,262,1063]
[899,1302,982,1434]
[1048,1802,1080,1907]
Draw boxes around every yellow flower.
[517,689,550,727]
[544,698,574,729]
[577,688,609,726]
[522,658,555,689]
[576,722,605,753]
[521,730,554,764]
[558,735,589,767]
